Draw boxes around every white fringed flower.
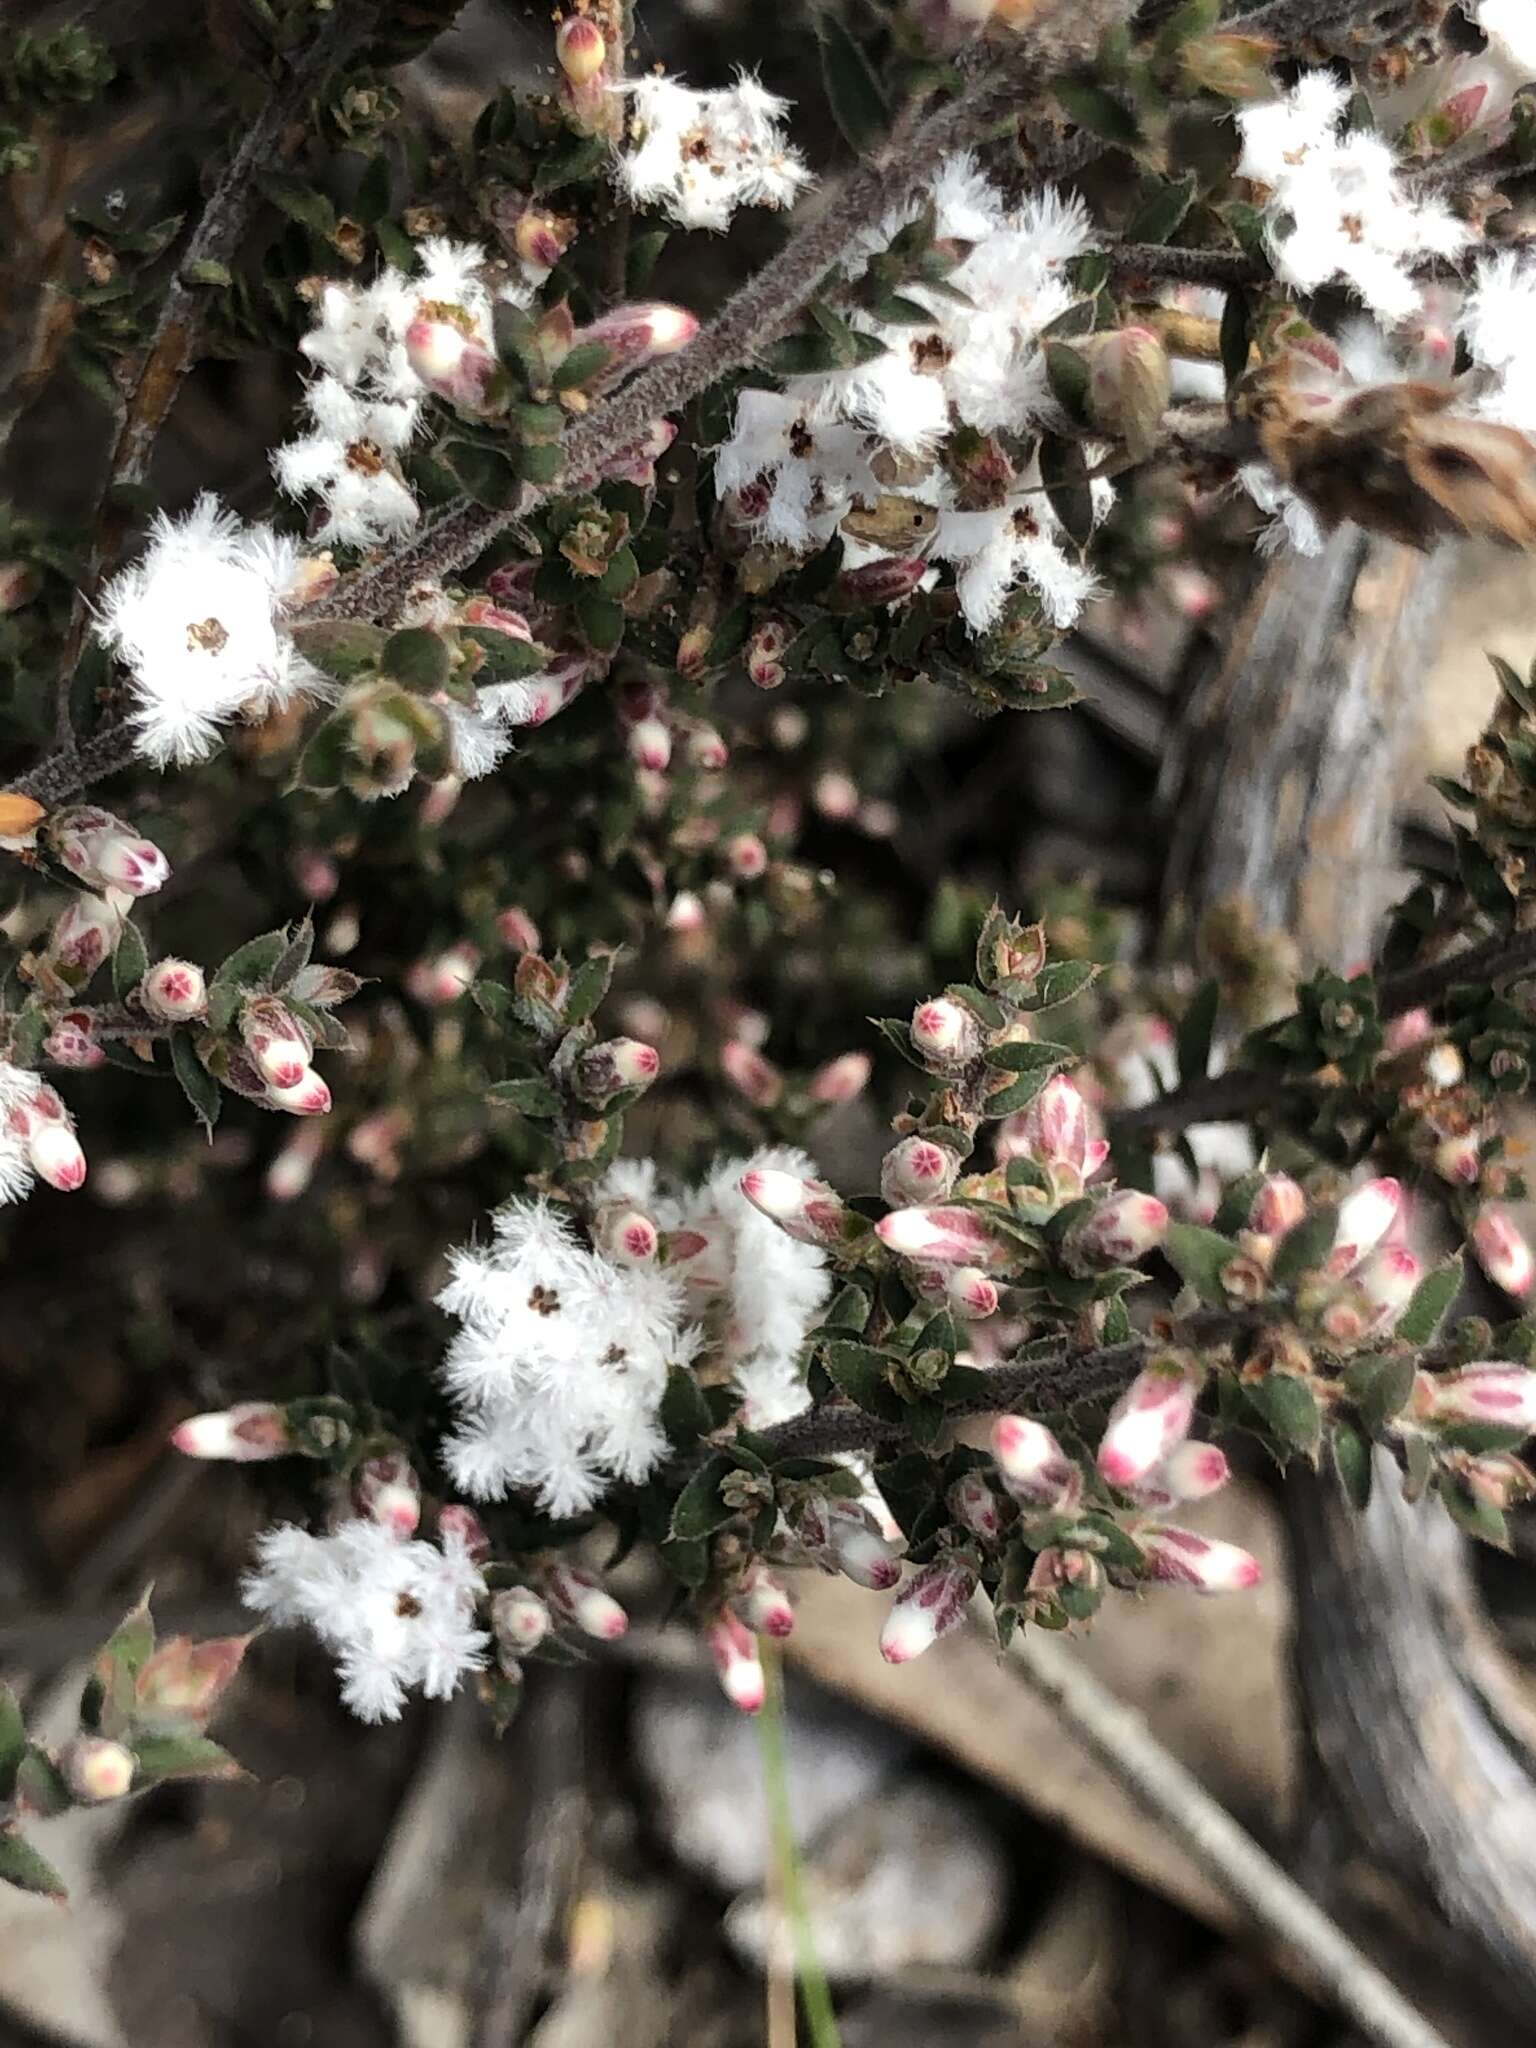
[95,495,328,766]
[1236,74,1468,321]
[713,159,1102,634]
[272,376,421,548]
[437,1198,694,1516]
[618,72,811,232]
[599,1148,833,1427]
[1462,250,1536,435]
[244,1519,488,1723]
[0,1062,43,1205]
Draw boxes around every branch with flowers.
[7,15,1536,2030]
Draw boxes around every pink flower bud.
[1249,1173,1306,1239]
[570,303,699,383]
[746,621,790,689]
[142,957,207,1022]
[44,1011,105,1069]
[1000,1073,1108,1193]
[910,997,979,1065]
[354,1452,421,1538]
[992,1415,1080,1508]
[26,1099,86,1191]
[438,1504,491,1562]
[1097,1364,1197,1489]
[405,314,496,410]
[555,15,606,82]
[732,1562,795,1640]
[60,1735,135,1804]
[876,1204,1006,1269]
[44,892,122,984]
[724,832,768,881]
[492,1586,550,1655]
[880,1136,958,1205]
[597,1204,660,1265]
[879,1562,975,1664]
[948,1469,1004,1541]
[679,727,726,775]
[707,1611,765,1712]
[667,889,707,934]
[1354,1244,1422,1335]
[835,557,927,608]
[720,1038,782,1108]
[1430,1365,1536,1432]
[739,1166,847,1247]
[946,1266,1000,1319]
[502,653,589,729]
[1070,1191,1169,1268]
[49,805,170,897]
[814,770,860,820]
[627,717,672,772]
[1327,1177,1403,1277]
[546,1563,627,1640]
[406,942,480,1006]
[510,208,573,275]
[808,1051,871,1105]
[241,999,312,1090]
[577,1036,660,1102]
[1139,1525,1262,1594]
[1158,1440,1231,1503]
[267,1066,332,1117]
[1473,1207,1535,1299]
[1383,1006,1432,1055]
[1433,1132,1481,1187]
[171,1401,291,1461]
[797,1496,903,1589]
[496,905,542,954]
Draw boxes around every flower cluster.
[715,159,1107,633]
[244,1518,489,1723]
[95,495,330,766]
[617,73,811,232]
[1236,73,1468,323]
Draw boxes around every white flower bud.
[142,957,208,1021]
[492,1586,551,1656]
[60,1735,135,1804]
[1139,1525,1262,1594]
[1327,1176,1403,1277]
[267,1066,332,1117]
[875,1205,1004,1268]
[707,1611,765,1712]
[878,1562,975,1664]
[808,1052,871,1105]
[546,1563,628,1641]
[880,1136,958,1205]
[992,1416,1079,1508]
[171,1401,291,1461]
[1473,1207,1535,1299]
[731,1563,795,1640]
[909,997,979,1065]
[1097,1364,1197,1489]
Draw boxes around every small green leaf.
[380,627,451,693]
[575,591,625,653]
[0,1829,67,1898]
[1055,78,1140,147]
[211,930,286,991]
[1394,1255,1463,1348]
[815,11,889,157]
[552,342,612,392]
[441,441,523,510]
[1331,1421,1373,1511]
[129,1733,243,1788]
[822,1340,906,1422]
[486,1076,563,1117]
[984,1040,1073,1074]
[1271,1204,1338,1289]
[14,1748,70,1818]
[461,627,550,680]
[1164,1222,1242,1304]
[291,620,385,682]
[565,953,615,1026]
[1124,173,1197,245]
[660,1365,714,1447]
[1344,1352,1418,1437]
[669,1454,738,1541]
[1246,1372,1322,1458]
[171,1033,221,1136]
[113,918,148,1002]
[183,257,232,288]
[0,1686,24,1796]
[1029,959,1099,1010]
[515,439,566,486]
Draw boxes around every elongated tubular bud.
[405,315,496,409]
[947,1469,1004,1541]
[555,15,605,83]
[798,1496,902,1589]
[720,1038,782,1107]
[25,1100,87,1190]
[1473,1207,1535,1299]
[875,1205,1006,1269]
[546,1562,627,1640]
[992,1415,1080,1509]
[1326,1176,1403,1278]
[1069,1191,1169,1268]
[878,1562,975,1664]
[731,1562,795,1640]
[1353,1244,1422,1335]
[1430,1365,1536,1431]
[267,1067,332,1117]
[438,1503,491,1561]
[739,1166,846,1247]
[1157,1440,1231,1503]
[172,1401,291,1461]
[241,998,311,1091]
[707,1610,766,1712]
[1139,1525,1262,1593]
[1004,1073,1107,1191]
[1097,1364,1197,1489]
[1249,1173,1305,1239]
[569,304,699,388]
[354,1452,421,1538]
